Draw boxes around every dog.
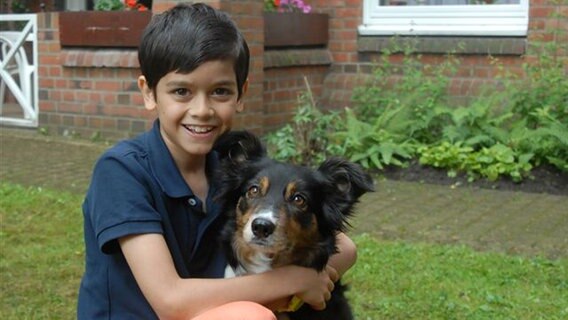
[214,130,374,319]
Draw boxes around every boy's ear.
[138,75,156,111]
[236,79,249,113]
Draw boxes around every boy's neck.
[183,170,209,205]
[174,156,209,205]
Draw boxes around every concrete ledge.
[358,36,527,56]
[60,49,139,68]
[264,48,332,69]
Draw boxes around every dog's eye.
[292,194,306,206]
[247,185,260,197]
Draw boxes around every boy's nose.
[189,95,214,117]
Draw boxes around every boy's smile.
[139,59,246,165]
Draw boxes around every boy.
[77,3,357,319]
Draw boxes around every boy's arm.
[119,233,335,319]
[329,232,358,278]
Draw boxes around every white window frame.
[359,0,529,36]
[65,0,87,11]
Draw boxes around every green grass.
[344,234,568,319]
[1,183,567,319]
[1,183,84,318]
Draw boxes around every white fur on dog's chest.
[224,252,273,278]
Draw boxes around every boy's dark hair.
[138,3,250,99]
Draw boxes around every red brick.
[50,91,62,101]
[57,102,81,113]
[39,78,54,88]
[74,116,88,127]
[530,7,555,18]
[76,91,90,102]
[335,8,360,19]
[330,19,344,29]
[344,19,360,29]
[62,90,75,102]
[236,17,263,30]
[95,81,123,92]
[40,100,56,112]
[83,103,100,115]
[131,94,145,106]
[48,66,62,77]
[102,93,118,105]
[344,0,362,7]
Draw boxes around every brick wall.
[218,0,265,134]
[31,0,265,140]
[264,65,329,131]
[5,0,565,140]
[28,0,332,140]
[263,49,331,132]
[37,12,150,139]
[312,0,568,110]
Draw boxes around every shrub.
[350,34,567,179]
[352,39,456,144]
[266,24,567,181]
[265,77,342,166]
[333,108,415,170]
[419,142,534,182]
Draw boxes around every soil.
[379,162,568,196]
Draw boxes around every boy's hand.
[266,297,293,310]
[295,265,338,310]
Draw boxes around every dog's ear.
[213,131,267,208]
[317,158,374,231]
[214,130,266,163]
[318,157,375,199]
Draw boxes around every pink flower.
[278,0,312,13]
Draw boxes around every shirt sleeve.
[85,150,163,254]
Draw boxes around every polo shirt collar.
[146,120,219,198]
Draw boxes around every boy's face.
[139,60,246,162]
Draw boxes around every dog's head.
[214,131,374,272]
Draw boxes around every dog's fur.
[214,131,374,319]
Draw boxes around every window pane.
[364,0,529,36]
[380,0,520,5]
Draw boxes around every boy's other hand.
[295,265,337,311]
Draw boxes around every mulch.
[379,162,568,196]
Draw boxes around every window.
[359,0,529,36]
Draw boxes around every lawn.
[344,235,568,319]
[1,183,566,319]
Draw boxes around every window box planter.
[264,12,328,47]
[59,10,152,48]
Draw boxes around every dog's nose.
[251,218,275,239]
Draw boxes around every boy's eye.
[173,88,190,96]
[212,88,232,96]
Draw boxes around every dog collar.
[277,295,304,312]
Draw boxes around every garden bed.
[380,162,567,196]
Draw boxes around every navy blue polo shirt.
[77,120,227,319]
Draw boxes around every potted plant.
[59,0,151,48]
[264,0,329,47]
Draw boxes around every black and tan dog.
[214,131,374,320]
